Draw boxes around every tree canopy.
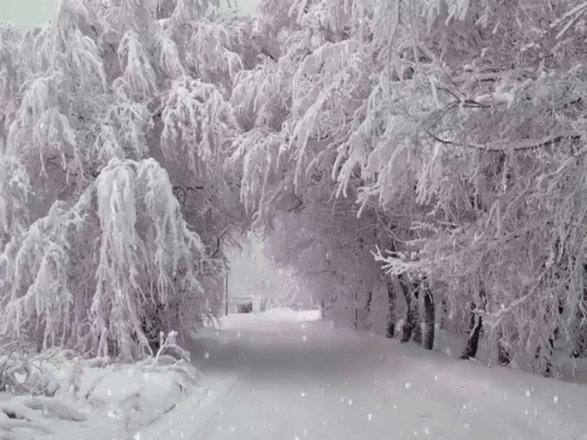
[1,0,586,376]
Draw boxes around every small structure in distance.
[228,295,263,314]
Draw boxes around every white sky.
[0,0,260,27]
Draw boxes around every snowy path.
[144,310,587,440]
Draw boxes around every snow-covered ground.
[3,310,587,440]
[0,336,202,440]
[147,309,587,440]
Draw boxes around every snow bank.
[0,334,203,439]
[259,307,321,321]
[221,307,321,330]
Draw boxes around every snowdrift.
[0,334,202,440]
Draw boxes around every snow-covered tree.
[0,0,256,359]
[229,0,587,375]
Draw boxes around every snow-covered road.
[145,309,587,440]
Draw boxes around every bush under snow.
[0,332,202,440]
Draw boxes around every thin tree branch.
[425,129,580,152]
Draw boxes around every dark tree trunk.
[366,290,373,313]
[571,277,587,358]
[571,333,586,359]
[439,297,449,330]
[460,289,487,360]
[460,307,483,360]
[497,328,511,366]
[386,280,395,338]
[354,292,359,330]
[535,299,564,377]
[498,341,511,366]
[422,282,435,350]
[356,291,373,331]
[410,280,422,345]
[142,302,166,354]
[364,290,373,330]
[544,327,559,377]
[399,274,417,342]
[411,313,423,345]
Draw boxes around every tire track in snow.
[192,376,243,439]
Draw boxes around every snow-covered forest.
[1,0,587,438]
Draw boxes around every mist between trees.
[0,0,586,378]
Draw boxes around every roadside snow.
[220,308,321,329]
[0,336,201,440]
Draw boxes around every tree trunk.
[354,292,359,330]
[410,280,422,345]
[439,297,449,330]
[571,278,587,358]
[411,316,423,345]
[422,284,435,350]
[544,327,559,377]
[460,304,483,359]
[460,289,487,360]
[386,280,395,338]
[535,299,564,376]
[364,290,373,330]
[142,302,167,354]
[224,275,229,316]
[498,341,511,366]
[355,291,373,331]
[399,274,417,342]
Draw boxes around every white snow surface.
[0,353,202,440]
[3,309,587,440]
[146,309,587,440]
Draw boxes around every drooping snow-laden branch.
[0,158,218,359]
[425,129,582,152]
[0,0,254,359]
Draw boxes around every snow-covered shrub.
[0,333,201,439]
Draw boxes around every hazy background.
[0,0,261,27]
